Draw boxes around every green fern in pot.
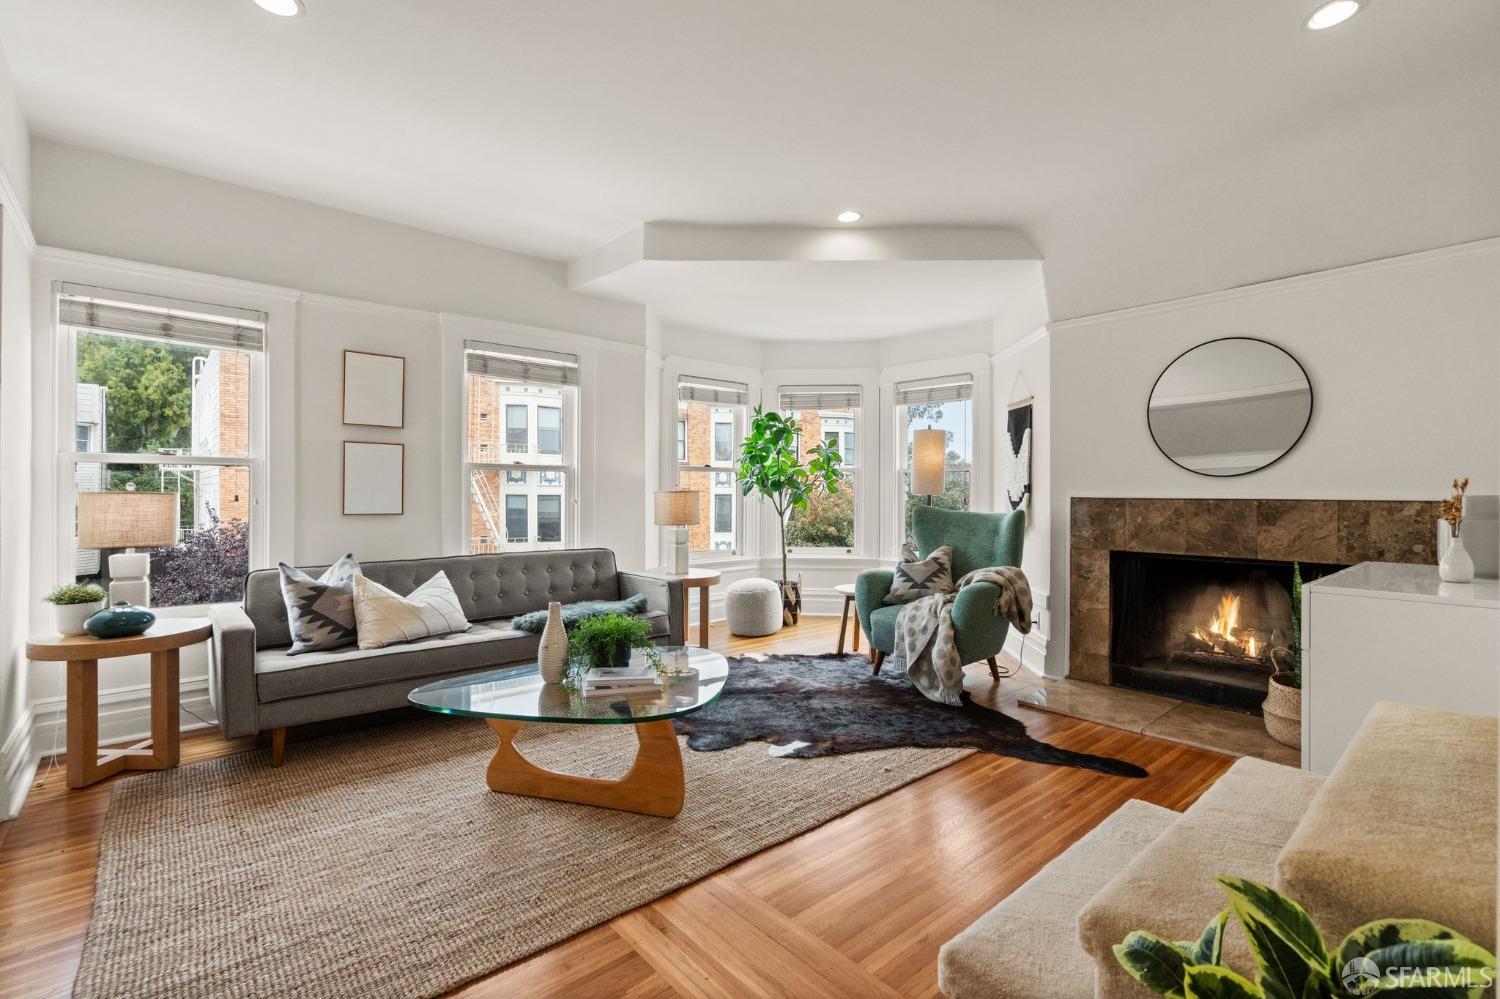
[565,613,660,681]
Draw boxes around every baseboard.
[1004,627,1049,677]
[1,705,39,821]
[24,676,219,783]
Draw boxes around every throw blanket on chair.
[893,567,1033,706]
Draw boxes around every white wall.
[0,42,32,817]
[991,326,1050,669]
[1046,239,1500,676]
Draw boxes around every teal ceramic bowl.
[85,602,156,639]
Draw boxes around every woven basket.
[1263,673,1302,749]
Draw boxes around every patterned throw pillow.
[884,545,956,604]
[279,554,361,655]
[352,571,471,650]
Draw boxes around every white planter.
[53,600,104,637]
[1439,530,1475,584]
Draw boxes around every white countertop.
[1306,562,1499,608]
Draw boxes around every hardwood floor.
[0,616,1235,998]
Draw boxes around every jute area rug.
[77,713,970,999]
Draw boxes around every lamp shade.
[654,489,701,526]
[911,429,946,496]
[78,491,179,549]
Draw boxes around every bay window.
[465,341,578,553]
[779,385,861,553]
[59,284,264,606]
[676,375,749,555]
[895,374,973,554]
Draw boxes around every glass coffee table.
[408,647,727,817]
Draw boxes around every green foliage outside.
[42,583,106,606]
[785,487,854,549]
[1114,877,1495,998]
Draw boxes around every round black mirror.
[1148,337,1312,477]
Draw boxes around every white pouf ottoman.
[726,578,782,637]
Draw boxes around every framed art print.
[342,441,404,515]
[342,349,406,428]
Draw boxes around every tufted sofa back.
[243,549,622,650]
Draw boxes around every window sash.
[465,340,579,386]
[536,406,562,455]
[537,495,562,543]
[679,375,750,407]
[778,384,861,411]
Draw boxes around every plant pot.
[778,578,802,626]
[590,641,634,672]
[1439,528,1475,584]
[1263,672,1302,749]
[53,599,105,637]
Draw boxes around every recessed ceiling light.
[254,0,305,17]
[1304,0,1362,30]
[837,210,862,223]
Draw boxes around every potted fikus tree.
[735,406,847,626]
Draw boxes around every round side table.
[649,568,722,648]
[835,582,862,654]
[27,618,213,789]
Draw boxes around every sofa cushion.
[1276,701,1497,947]
[244,549,623,650]
[253,610,670,703]
[1077,757,1324,997]
[279,554,360,655]
[939,799,1177,999]
[352,571,470,650]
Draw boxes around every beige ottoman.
[726,578,781,636]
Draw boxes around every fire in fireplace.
[1110,552,1342,712]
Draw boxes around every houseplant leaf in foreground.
[1114,930,1189,997]
[1183,965,1264,999]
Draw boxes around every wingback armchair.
[855,506,1026,677]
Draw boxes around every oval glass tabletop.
[407,646,728,724]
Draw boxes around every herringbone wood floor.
[0,616,1234,998]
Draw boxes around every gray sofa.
[208,548,683,762]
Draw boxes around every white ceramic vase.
[538,601,568,683]
[54,599,105,637]
[1439,528,1475,584]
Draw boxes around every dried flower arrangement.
[1439,477,1470,537]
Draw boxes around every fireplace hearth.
[1110,552,1341,712]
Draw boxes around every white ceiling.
[2,0,1497,326]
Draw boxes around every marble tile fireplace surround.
[1069,498,1440,685]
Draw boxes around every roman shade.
[465,341,579,386]
[894,374,973,406]
[678,375,750,407]
[58,284,267,352]
[778,385,861,410]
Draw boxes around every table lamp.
[912,428,946,504]
[654,489,701,575]
[77,489,179,606]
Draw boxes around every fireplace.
[1110,552,1342,712]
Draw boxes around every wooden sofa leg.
[871,650,885,675]
[987,657,1001,681]
[270,727,286,768]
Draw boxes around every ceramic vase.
[538,601,568,683]
[53,599,105,637]
[1439,528,1475,584]
[84,602,155,639]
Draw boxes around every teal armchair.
[855,506,1026,677]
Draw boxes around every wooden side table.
[835,582,862,654]
[27,618,213,789]
[648,568,722,648]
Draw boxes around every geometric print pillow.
[278,554,361,655]
[883,545,956,605]
[351,571,471,651]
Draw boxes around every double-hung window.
[675,375,749,555]
[58,284,264,606]
[780,385,861,553]
[895,373,973,554]
[465,341,578,553]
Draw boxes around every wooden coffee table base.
[485,718,686,817]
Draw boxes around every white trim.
[1048,236,1500,332]
[990,324,1049,361]
[299,291,439,320]
[34,246,301,302]
[0,165,36,254]
[1,705,38,821]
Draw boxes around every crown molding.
[299,291,440,321]
[0,162,36,254]
[1048,236,1500,333]
[33,246,302,302]
[991,324,1049,361]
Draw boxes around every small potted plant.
[1263,563,1301,748]
[43,583,107,637]
[566,613,660,680]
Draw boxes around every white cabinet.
[1302,562,1498,774]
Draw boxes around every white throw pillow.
[351,571,471,650]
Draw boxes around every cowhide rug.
[672,652,1147,779]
